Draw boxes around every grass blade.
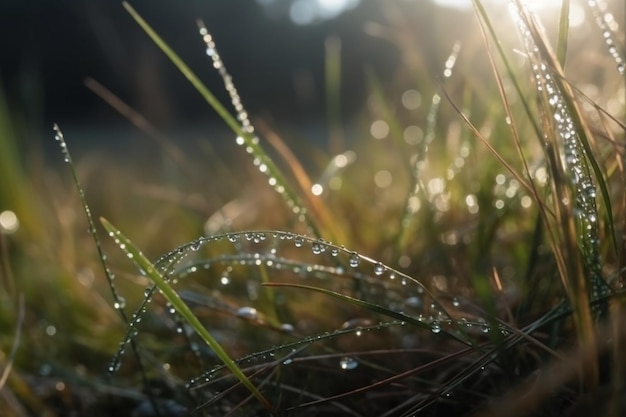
[100,217,274,413]
[556,0,569,67]
[264,281,476,347]
[122,2,320,237]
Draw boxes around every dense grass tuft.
[1,1,625,416]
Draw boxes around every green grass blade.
[471,0,543,142]
[52,125,131,322]
[53,125,160,411]
[100,217,274,414]
[556,0,570,67]
[123,2,320,238]
[264,282,476,347]
[122,2,236,136]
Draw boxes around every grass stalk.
[100,217,274,414]
[122,2,320,237]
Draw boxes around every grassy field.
[1,1,625,416]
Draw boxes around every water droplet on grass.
[236,306,258,320]
[113,297,126,310]
[280,323,295,333]
[349,252,360,267]
[312,241,324,254]
[374,262,385,276]
[190,239,201,251]
[479,320,490,334]
[339,357,359,370]
[431,321,442,334]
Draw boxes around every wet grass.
[1,0,625,416]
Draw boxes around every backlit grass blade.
[122,2,320,238]
[510,0,609,388]
[100,217,274,413]
[52,125,133,326]
[471,0,544,142]
[556,0,569,67]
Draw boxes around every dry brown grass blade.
[290,347,476,413]
[516,2,601,389]
[84,77,189,172]
[255,118,347,244]
[439,86,555,220]
[472,8,568,299]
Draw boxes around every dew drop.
[479,320,490,333]
[339,357,359,370]
[374,262,385,276]
[330,247,340,257]
[108,361,121,373]
[349,252,360,268]
[452,297,460,308]
[236,306,258,320]
[312,242,323,255]
[113,297,126,310]
[279,323,295,333]
[431,321,442,334]
[283,358,293,365]
[294,237,303,248]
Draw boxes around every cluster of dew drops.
[587,0,625,74]
[197,22,309,224]
[512,2,612,304]
[106,229,504,379]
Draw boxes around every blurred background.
[2,0,620,154]
[0,0,484,154]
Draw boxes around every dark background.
[0,0,469,151]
